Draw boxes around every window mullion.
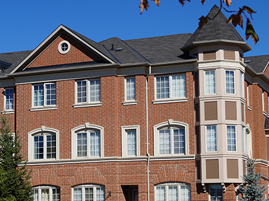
[87,131,90,157]
[44,84,47,106]
[82,187,85,201]
[166,185,168,201]
[43,133,47,160]
[94,186,96,201]
[171,128,174,155]
[87,80,90,103]
[38,188,41,201]
[178,185,181,201]
[49,187,52,201]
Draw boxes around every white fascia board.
[10,25,114,74]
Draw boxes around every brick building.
[0,6,269,201]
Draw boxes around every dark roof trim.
[181,39,251,52]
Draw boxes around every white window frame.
[225,70,235,94]
[247,83,250,107]
[71,123,104,159]
[154,74,187,104]
[262,90,266,115]
[124,77,136,105]
[154,182,191,201]
[72,184,105,201]
[154,120,189,156]
[32,185,60,201]
[74,79,102,108]
[240,72,244,97]
[226,125,237,152]
[206,125,217,152]
[28,126,59,161]
[209,185,223,201]
[121,125,140,157]
[2,88,14,114]
[204,70,216,95]
[31,83,57,111]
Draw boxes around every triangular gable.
[10,25,115,74]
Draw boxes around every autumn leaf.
[153,0,160,6]
[227,13,243,28]
[200,0,205,4]
[198,16,208,29]
[246,18,259,45]
[179,0,190,6]
[140,0,149,14]
[242,6,256,19]
[223,0,232,7]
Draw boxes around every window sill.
[152,98,188,104]
[247,106,252,111]
[122,101,137,106]
[30,106,57,112]
[1,110,14,114]
[73,102,102,108]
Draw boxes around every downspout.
[146,65,151,201]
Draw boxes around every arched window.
[154,120,189,156]
[28,126,59,161]
[155,182,190,201]
[32,185,60,201]
[72,184,105,201]
[71,123,104,159]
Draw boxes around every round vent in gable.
[58,40,71,54]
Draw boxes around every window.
[72,184,105,201]
[209,185,222,201]
[28,127,59,161]
[206,126,217,152]
[58,40,70,54]
[154,120,189,156]
[75,79,101,105]
[155,183,190,201]
[4,88,14,111]
[33,186,60,201]
[121,125,140,157]
[225,71,235,94]
[125,77,136,101]
[33,83,56,107]
[155,74,186,100]
[227,126,236,152]
[71,123,104,159]
[205,71,216,95]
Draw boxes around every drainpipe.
[146,65,151,201]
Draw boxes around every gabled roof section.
[245,55,269,74]
[0,50,32,76]
[10,25,115,74]
[182,5,251,52]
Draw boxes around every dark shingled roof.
[0,50,32,76]
[182,5,245,51]
[123,33,194,63]
[244,55,269,74]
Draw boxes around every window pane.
[205,71,215,95]
[34,135,44,159]
[96,187,105,201]
[85,188,94,201]
[159,130,171,154]
[46,83,56,105]
[207,126,217,152]
[181,185,191,201]
[168,186,178,201]
[74,188,82,201]
[77,80,87,103]
[90,131,100,156]
[172,74,186,98]
[226,71,235,94]
[227,126,236,151]
[33,189,38,201]
[156,186,165,201]
[210,185,222,201]
[52,188,60,201]
[126,78,136,101]
[34,85,44,106]
[156,76,169,99]
[90,79,100,102]
[47,134,56,159]
[127,130,136,156]
[174,128,185,154]
[41,189,49,201]
[5,88,13,110]
[77,133,87,157]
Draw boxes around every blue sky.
[0,0,268,57]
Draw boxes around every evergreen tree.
[0,116,33,200]
[238,158,268,201]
